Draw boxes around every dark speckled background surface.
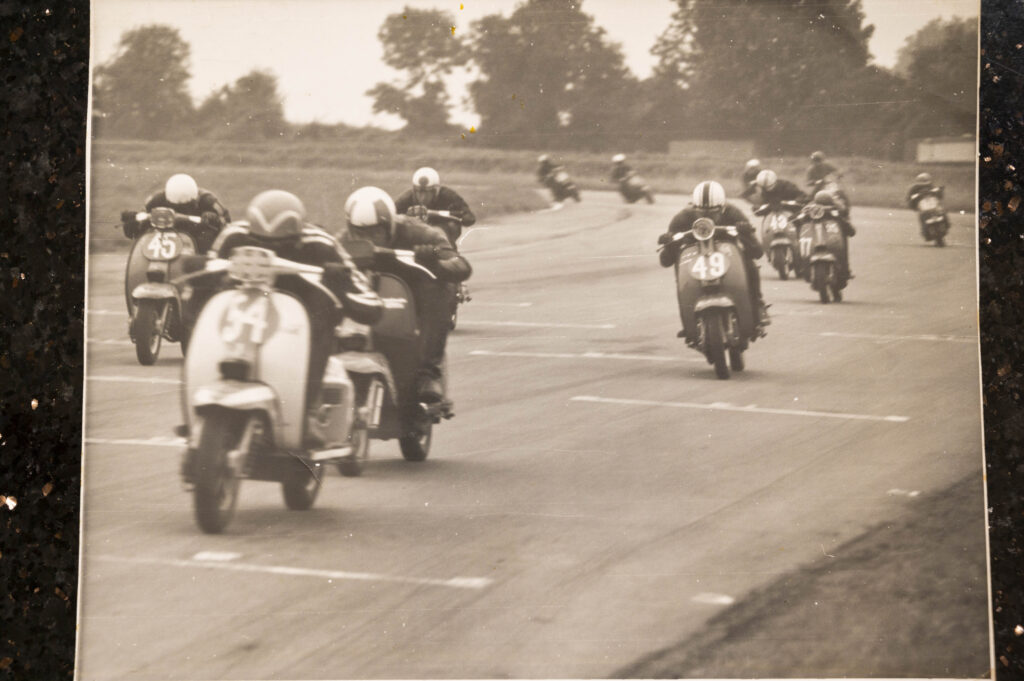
[0,0,1021,678]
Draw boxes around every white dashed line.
[460,320,616,330]
[819,331,975,344]
[692,592,735,605]
[469,350,693,362]
[87,309,127,316]
[887,488,922,497]
[85,437,186,448]
[570,395,910,423]
[470,302,534,308]
[88,339,133,346]
[193,551,242,562]
[94,555,493,591]
[88,375,181,385]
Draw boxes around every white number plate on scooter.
[918,195,939,211]
[218,292,280,348]
[690,252,729,280]
[143,232,181,261]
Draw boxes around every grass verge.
[615,473,991,678]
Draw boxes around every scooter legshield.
[184,288,311,450]
[124,230,196,314]
[675,241,755,344]
[369,273,423,438]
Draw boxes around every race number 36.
[691,252,727,279]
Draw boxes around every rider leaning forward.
[393,166,476,247]
[657,180,772,329]
[339,186,472,407]
[753,169,809,209]
[906,172,944,209]
[121,173,231,254]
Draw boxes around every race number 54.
[220,295,271,345]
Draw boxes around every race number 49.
[691,252,727,279]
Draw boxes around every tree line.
[93,0,977,159]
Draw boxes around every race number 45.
[691,252,728,279]
[145,233,179,260]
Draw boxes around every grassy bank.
[616,473,991,678]
[92,137,977,210]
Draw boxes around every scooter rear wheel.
[132,300,163,366]
[812,262,831,304]
[728,347,745,372]
[282,461,323,510]
[399,423,433,462]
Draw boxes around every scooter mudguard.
[675,241,754,344]
[694,295,737,314]
[769,237,793,250]
[809,251,836,264]
[131,281,179,303]
[184,288,311,450]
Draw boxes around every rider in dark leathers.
[790,189,857,279]
[338,186,472,405]
[393,167,476,246]
[658,180,770,329]
[121,173,231,254]
[196,190,383,439]
[753,169,809,208]
[906,172,944,209]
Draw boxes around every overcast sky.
[91,0,979,129]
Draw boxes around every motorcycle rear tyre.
[399,423,433,462]
[771,246,789,280]
[728,347,745,372]
[813,262,831,304]
[193,410,244,534]
[337,420,370,478]
[704,313,730,380]
[132,299,163,366]
[282,462,322,510]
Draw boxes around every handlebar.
[657,225,739,251]
[134,210,202,224]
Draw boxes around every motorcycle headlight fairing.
[150,207,176,230]
[692,218,715,241]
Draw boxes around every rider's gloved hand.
[657,233,674,246]
[120,210,138,239]
[407,205,428,220]
[181,255,210,274]
[413,244,440,265]
[322,261,353,292]
[200,211,223,231]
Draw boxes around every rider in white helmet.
[610,153,633,183]
[906,171,943,209]
[393,166,476,246]
[120,173,231,252]
[657,180,770,329]
[739,159,763,202]
[753,169,808,207]
[339,186,472,405]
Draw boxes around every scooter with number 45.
[123,207,199,365]
[660,218,759,379]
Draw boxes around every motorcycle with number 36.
[179,246,368,533]
[660,218,758,380]
[123,207,198,365]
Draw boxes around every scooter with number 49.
[123,207,199,365]
[660,218,759,379]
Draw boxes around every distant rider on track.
[791,189,857,280]
[120,173,231,254]
[658,180,771,330]
[393,166,476,247]
[610,154,633,183]
[906,172,944,209]
[339,186,472,406]
[753,169,809,208]
[739,159,763,203]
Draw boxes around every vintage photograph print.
[79,0,988,678]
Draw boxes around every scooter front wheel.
[812,262,831,304]
[282,461,323,510]
[337,418,370,478]
[703,313,730,380]
[132,299,164,366]
[193,410,244,534]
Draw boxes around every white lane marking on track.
[88,309,128,316]
[820,331,975,344]
[88,375,181,385]
[692,592,735,605]
[470,302,533,308]
[85,437,185,447]
[193,551,242,562]
[456,226,492,247]
[95,555,493,591]
[570,395,910,423]
[577,255,653,259]
[88,338,133,345]
[887,488,921,497]
[461,320,616,330]
[469,350,695,362]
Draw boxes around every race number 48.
[691,252,727,279]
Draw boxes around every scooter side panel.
[256,293,310,449]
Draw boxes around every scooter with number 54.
[659,218,759,379]
[123,207,199,365]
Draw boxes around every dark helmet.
[245,190,306,240]
[810,150,826,163]
[813,189,834,206]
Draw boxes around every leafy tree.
[895,16,978,119]
[467,0,636,150]
[367,8,467,134]
[92,25,194,139]
[651,0,879,151]
[196,70,288,140]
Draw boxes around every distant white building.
[668,139,756,158]
[915,135,975,164]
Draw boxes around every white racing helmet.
[744,159,761,172]
[412,167,441,203]
[165,173,199,205]
[692,180,726,213]
[344,186,397,247]
[612,153,626,163]
[755,169,778,191]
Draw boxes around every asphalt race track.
[78,191,983,679]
